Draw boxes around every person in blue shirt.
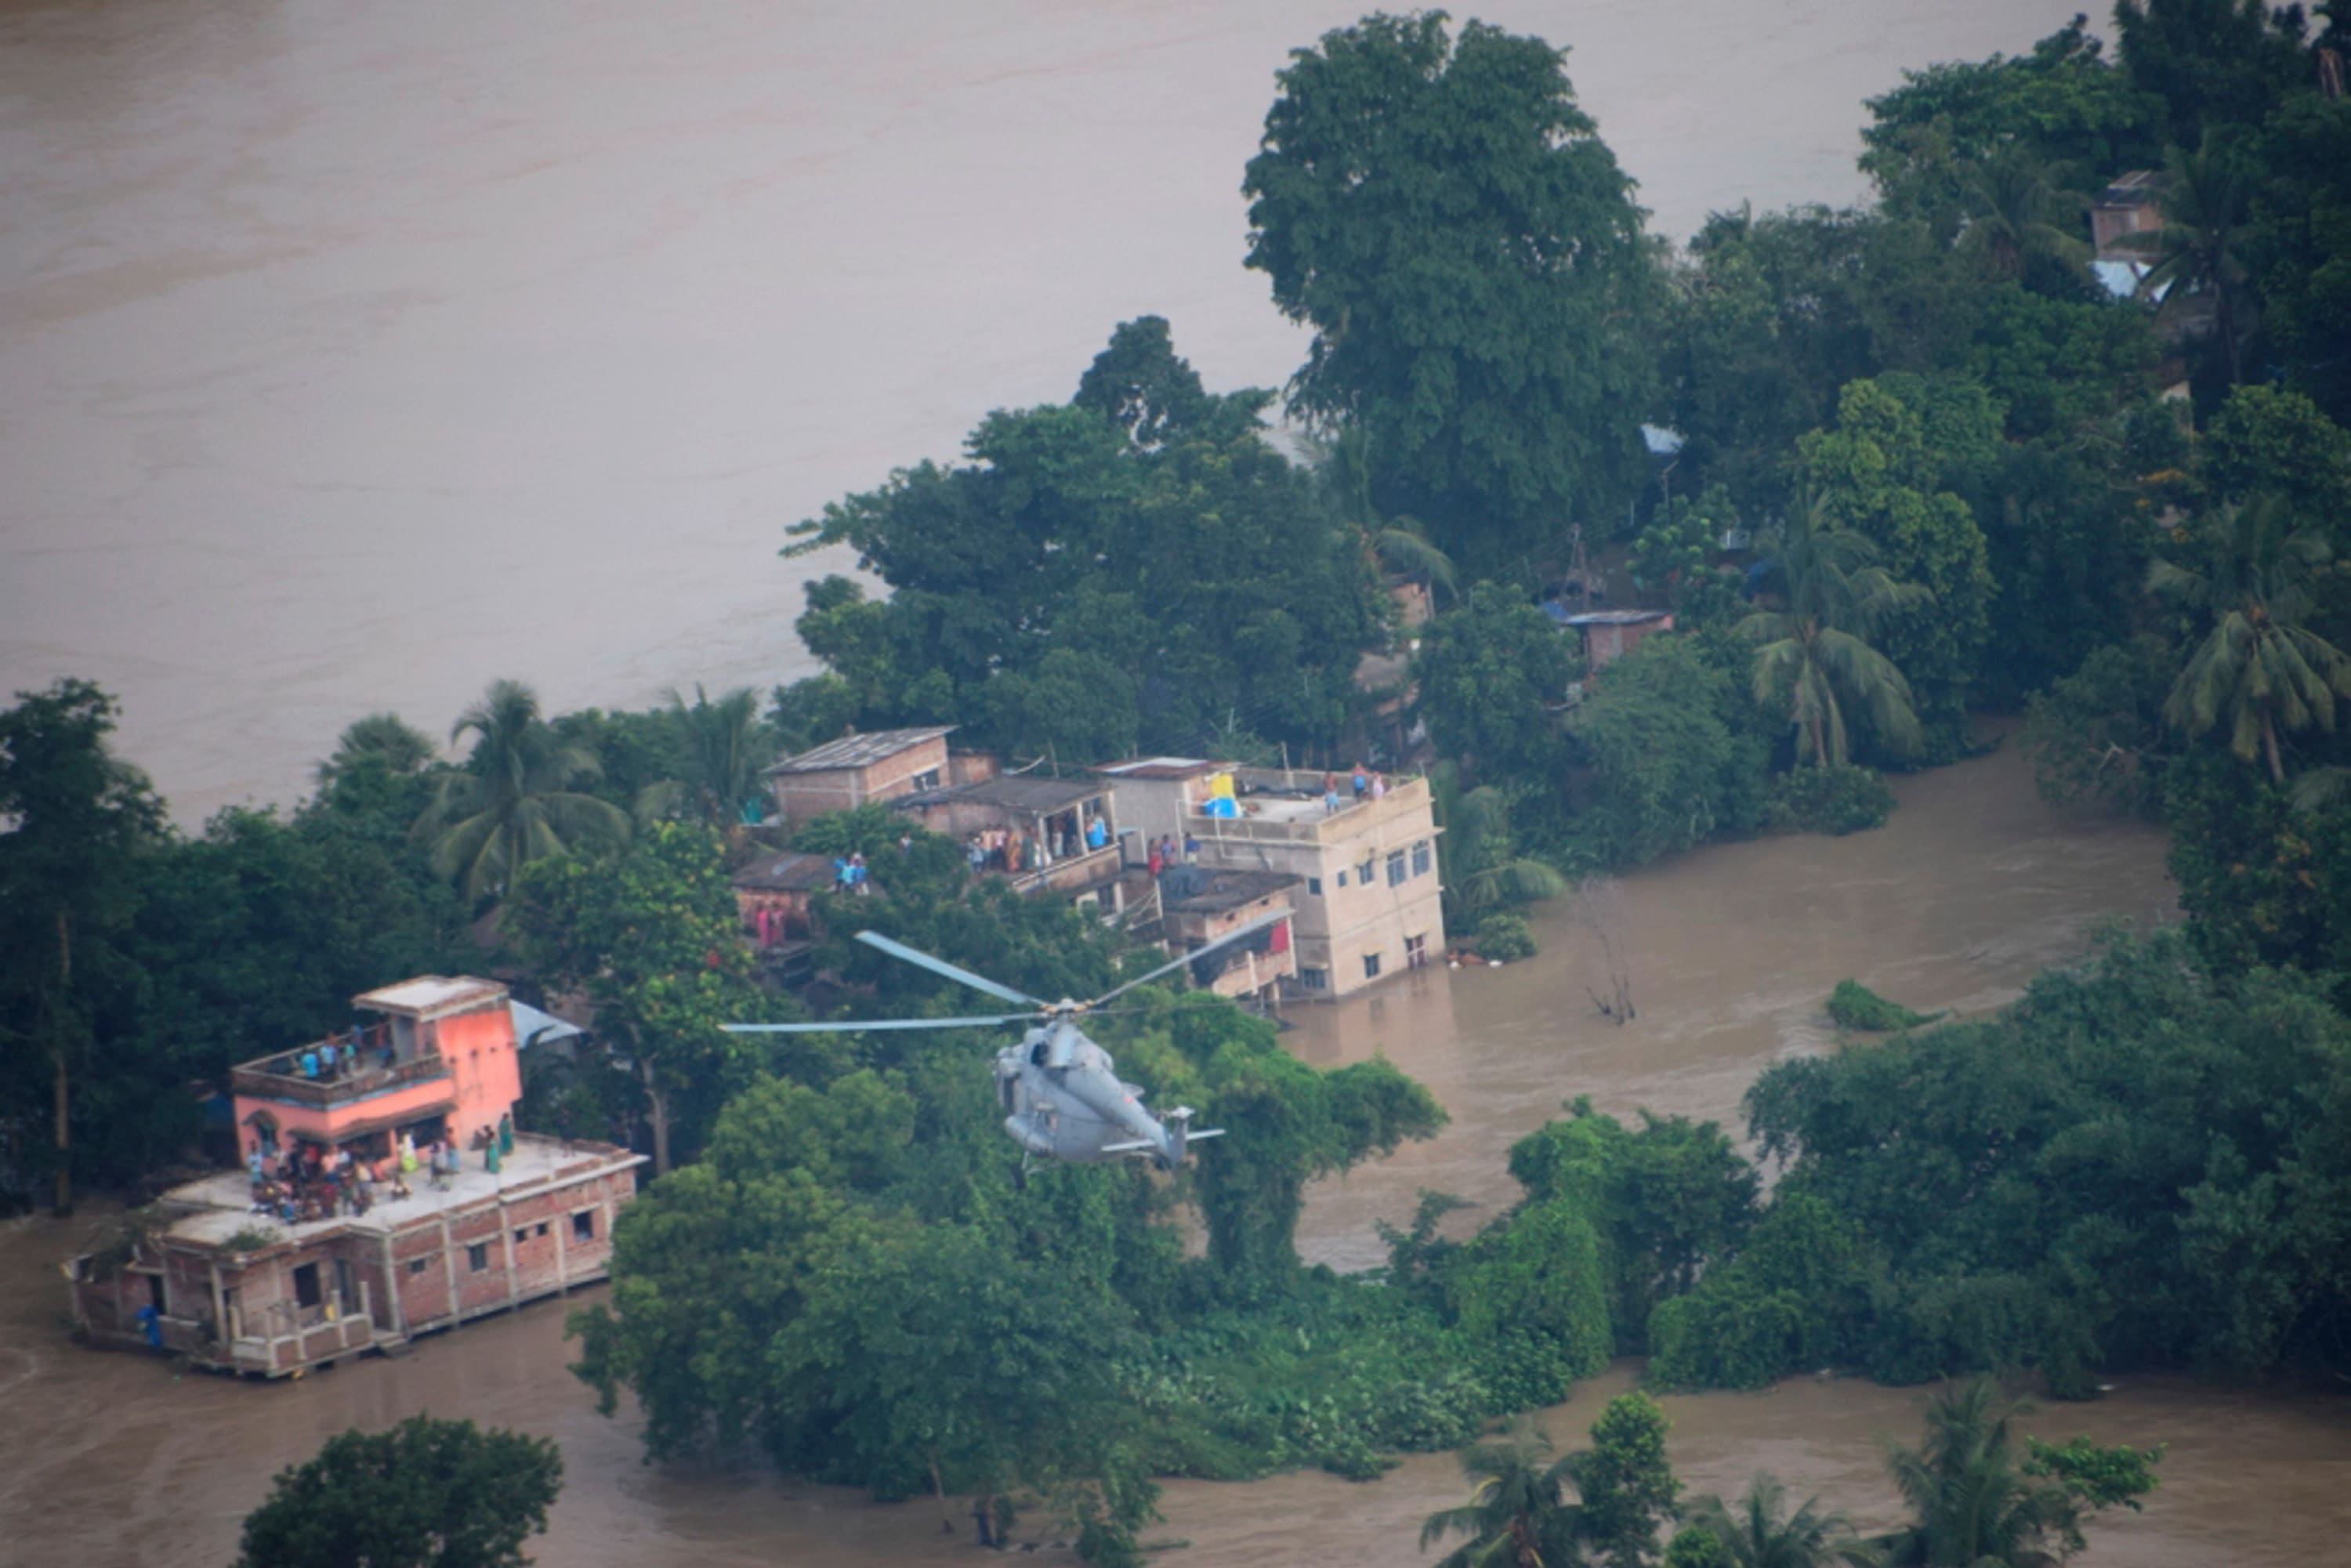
[1085,817,1107,851]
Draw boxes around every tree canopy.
[233,1416,562,1568]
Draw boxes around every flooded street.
[2,0,2097,821]
[8,744,2348,1566]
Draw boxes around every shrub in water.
[1825,979,1942,1031]
[1764,763,1894,835]
[1474,912,1538,961]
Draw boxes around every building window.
[292,1262,322,1309]
[466,1243,489,1273]
[1335,870,1347,887]
[1306,876,1322,896]
[534,1222,549,1239]
[1357,857,1375,884]
[1406,933,1429,968]
[1412,840,1432,876]
[1363,952,1382,980]
[911,768,941,791]
[1386,851,1407,887]
[513,1228,531,1247]
[572,1210,597,1243]
[407,1258,428,1277]
[1297,967,1328,992]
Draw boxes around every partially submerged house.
[1102,759,1443,998]
[66,976,642,1378]
[761,726,955,828]
[1156,866,1299,1003]
[1551,607,1674,669]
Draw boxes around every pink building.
[66,976,643,1377]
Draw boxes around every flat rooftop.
[157,1135,642,1251]
[897,774,1105,813]
[353,976,508,1018]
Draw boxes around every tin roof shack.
[893,774,1126,909]
[68,976,642,1378]
[1554,608,1673,669]
[1187,770,1444,998]
[732,850,836,945]
[1157,867,1299,1002]
[762,726,954,827]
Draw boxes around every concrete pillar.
[380,1233,408,1335]
[439,1216,460,1325]
[501,1200,519,1313]
[553,1199,570,1291]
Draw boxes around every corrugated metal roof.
[1160,867,1301,914]
[1558,610,1671,627]
[895,774,1106,813]
[730,851,838,893]
[1094,756,1229,780]
[763,726,955,776]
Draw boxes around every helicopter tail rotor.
[1164,1106,1225,1171]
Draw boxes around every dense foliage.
[233,1416,562,1568]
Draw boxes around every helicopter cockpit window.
[1031,1038,1050,1066]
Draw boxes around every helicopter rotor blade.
[1084,908,1291,1009]
[723,1013,1031,1034]
[853,931,1048,1009]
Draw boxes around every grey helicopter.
[723,910,1288,1174]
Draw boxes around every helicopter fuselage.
[996,1017,1179,1168]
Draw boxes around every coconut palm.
[1956,149,2088,284]
[315,711,436,784]
[1429,761,1568,922]
[1421,1424,1582,1568]
[634,684,777,838]
[415,679,629,902]
[1877,1377,2080,1568]
[1682,1473,1882,1568]
[2150,496,2351,784]
[1738,498,1929,767]
[2119,141,2251,383]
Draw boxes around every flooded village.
[10,0,2351,1564]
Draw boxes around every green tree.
[1311,424,1457,607]
[510,821,781,1171]
[1795,378,1994,754]
[317,711,437,785]
[1426,764,1568,923]
[1878,1377,2146,1566]
[1567,1392,1683,1568]
[1415,585,1581,790]
[2197,384,2351,520]
[2150,496,2351,783]
[2119,140,2254,386]
[2243,92,2351,425]
[1566,634,1770,869]
[415,679,629,904]
[633,685,776,839]
[1679,1472,1879,1568]
[2114,0,2309,148]
[1419,1423,1583,1568]
[232,1415,561,1568]
[1243,12,1658,569]
[0,679,165,1215]
[1954,148,2089,285]
[1738,498,1928,768]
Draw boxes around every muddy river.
[7,745,2347,1567]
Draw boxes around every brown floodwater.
[7,744,2348,1566]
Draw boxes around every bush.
[1764,764,1894,835]
[1474,913,1538,961]
[1824,980,1941,1031]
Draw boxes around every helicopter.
[723,910,1290,1173]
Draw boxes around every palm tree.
[1429,761,1568,922]
[1877,1378,2080,1568]
[415,679,629,902]
[2150,496,2351,784]
[1956,149,2088,284]
[315,711,436,784]
[1738,499,1929,767]
[1313,425,1458,607]
[1421,1425,1582,1568]
[634,685,777,839]
[2119,141,2251,383]
[1682,1473,1881,1568]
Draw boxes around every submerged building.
[65,976,643,1377]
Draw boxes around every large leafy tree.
[510,821,787,1172]
[633,685,775,841]
[2243,92,2351,425]
[315,711,436,785]
[2114,0,2310,147]
[1414,584,1581,790]
[2150,495,2351,783]
[1954,147,2090,286]
[416,679,629,904]
[1738,497,1929,768]
[233,1417,560,1568]
[0,680,165,1215]
[1795,377,1995,755]
[1244,12,1659,570]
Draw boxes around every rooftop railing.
[230,1053,450,1107]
